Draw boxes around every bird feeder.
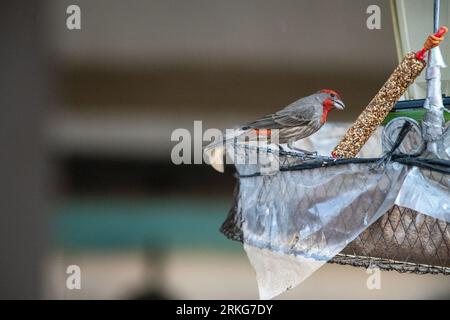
[219,1,450,299]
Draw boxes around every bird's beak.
[334,99,345,110]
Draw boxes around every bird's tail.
[204,142,226,173]
[204,131,234,173]
[204,129,245,173]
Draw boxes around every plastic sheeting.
[423,46,447,152]
[224,146,450,299]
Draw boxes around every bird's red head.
[316,89,345,123]
[319,89,341,101]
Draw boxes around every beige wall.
[45,251,450,299]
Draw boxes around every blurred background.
[0,0,449,299]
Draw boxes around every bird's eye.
[330,93,335,98]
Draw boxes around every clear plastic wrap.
[422,46,446,153]
[225,145,450,299]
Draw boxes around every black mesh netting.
[332,205,450,274]
[220,145,450,275]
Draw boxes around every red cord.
[415,26,448,60]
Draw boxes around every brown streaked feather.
[242,95,322,129]
[240,94,324,143]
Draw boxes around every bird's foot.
[292,148,317,157]
[286,143,317,157]
[278,144,288,155]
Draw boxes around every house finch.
[205,89,345,172]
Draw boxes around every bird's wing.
[242,100,318,129]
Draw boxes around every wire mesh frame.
[222,145,450,275]
[330,205,450,275]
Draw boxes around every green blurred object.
[381,96,450,125]
[382,108,450,124]
[54,199,240,251]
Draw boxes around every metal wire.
[221,122,450,274]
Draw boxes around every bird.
[204,89,345,172]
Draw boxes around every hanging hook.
[415,26,448,61]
